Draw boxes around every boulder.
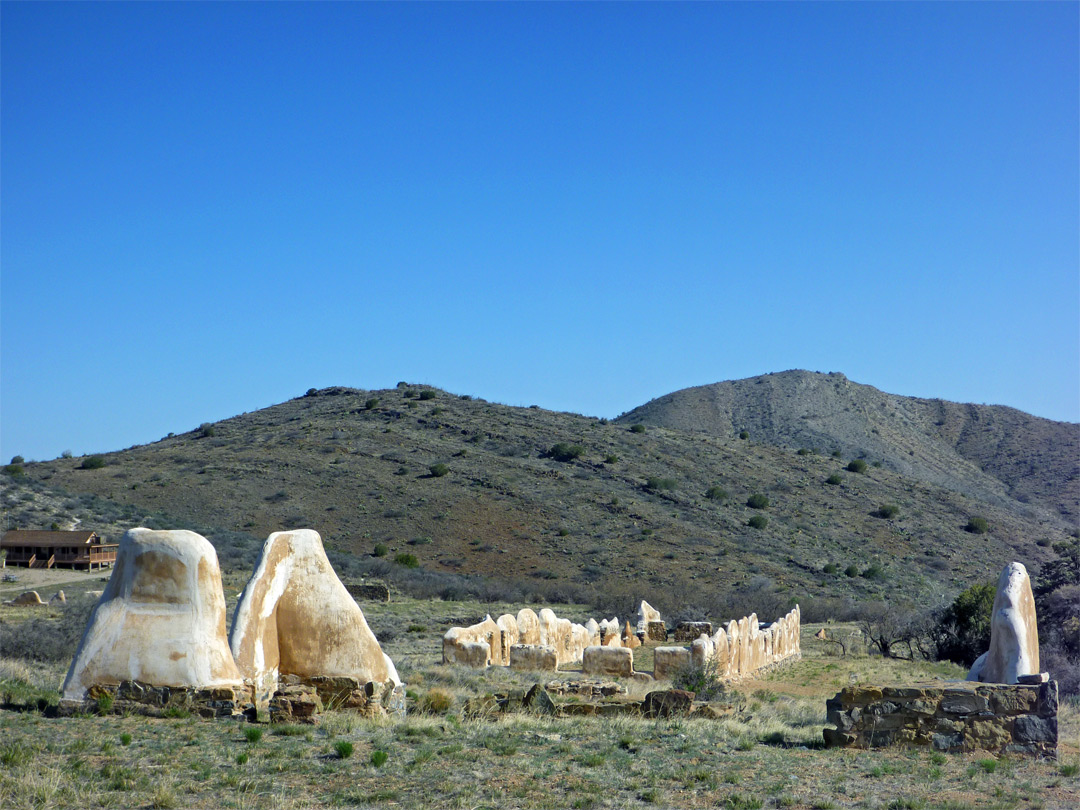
[4,590,43,606]
[642,689,695,718]
[62,529,243,701]
[230,529,398,705]
[968,562,1040,684]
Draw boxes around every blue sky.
[2,1,1077,462]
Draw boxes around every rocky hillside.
[5,380,1073,620]
[616,370,1079,528]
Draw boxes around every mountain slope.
[615,370,1079,527]
[8,381,1072,620]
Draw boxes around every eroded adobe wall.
[688,605,801,681]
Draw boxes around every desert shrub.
[822,563,839,575]
[372,544,388,557]
[747,515,768,530]
[3,464,23,477]
[705,486,728,501]
[861,563,886,581]
[243,727,262,744]
[80,455,107,470]
[333,740,354,759]
[365,398,379,410]
[645,477,676,492]
[965,517,989,534]
[845,564,859,578]
[370,750,389,767]
[419,390,437,400]
[1034,540,1080,694]
[739,431,749,440]
[394,553,419,568]
[796,448,811,456]
[670,658,734,702]
[825,473,842,485]
[428,463,449,477]
[746,494,769,509]
[931,582,994,667]
[61,450,73,458]
[10,455,24,465]
[548,443,584,462]
[629,424,646,433]
[198,423,215,438]
[419,688,453,714]
[604,454,618,464]
[874,504,899,519]
[408,536,432,546]
[846,459,867,473]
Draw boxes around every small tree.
[10,455,24,465]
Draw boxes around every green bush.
[846,459,867,473]
[933,582,995,666]
[630,424,646,434]
[746,494,769,509]
[370,750,389,767]
[61,450,73,458]
[365,398,380,410]
[429,463,449,477]
[548,443,584,462]
[825,473,842,485]
[965,517,989,534]
[334,740,354,759]
[705,486,729,501]
[739,431,749,440]
[243,727,263,744]
[747,514,768,530]
[3,464,24,477]
[419,390,437,400]
[394,553,419,568]
[861,564,886,581]
[10,455,24,465]
[198,423,215,438]
[845,564,859,578]
[80,455,107,470]
[822,563,839,575]
[645,477,676,491]
[372,544,388,557]
[874,504,900,519]
[604,454,619,464]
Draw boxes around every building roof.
[1,530,113,548]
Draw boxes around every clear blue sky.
[2,1,1077,462]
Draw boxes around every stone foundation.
[60,681,253,719]
[824,681,1058,758]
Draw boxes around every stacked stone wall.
[824,681,1058,758]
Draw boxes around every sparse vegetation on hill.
[2,378,1073,627]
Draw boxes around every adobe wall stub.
[62,529,243,702]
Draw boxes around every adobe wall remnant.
[230,529,400,709]
[674,621,712,642]
[3,590,43,606]
[688,606,801,681]
[582,645,633,677]
[824,680,1058,758]
[968,562,1040,685]
[509,644,558,671]
[443,606,612,668]
[62,529,243,702]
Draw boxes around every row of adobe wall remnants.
[443,602,802,682]
[61,528,401,719]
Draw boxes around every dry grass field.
[2,608,1077,810]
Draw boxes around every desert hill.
[616,370,1079,529]
[6,378,1073,620]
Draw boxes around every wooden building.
[1,530,118,570]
